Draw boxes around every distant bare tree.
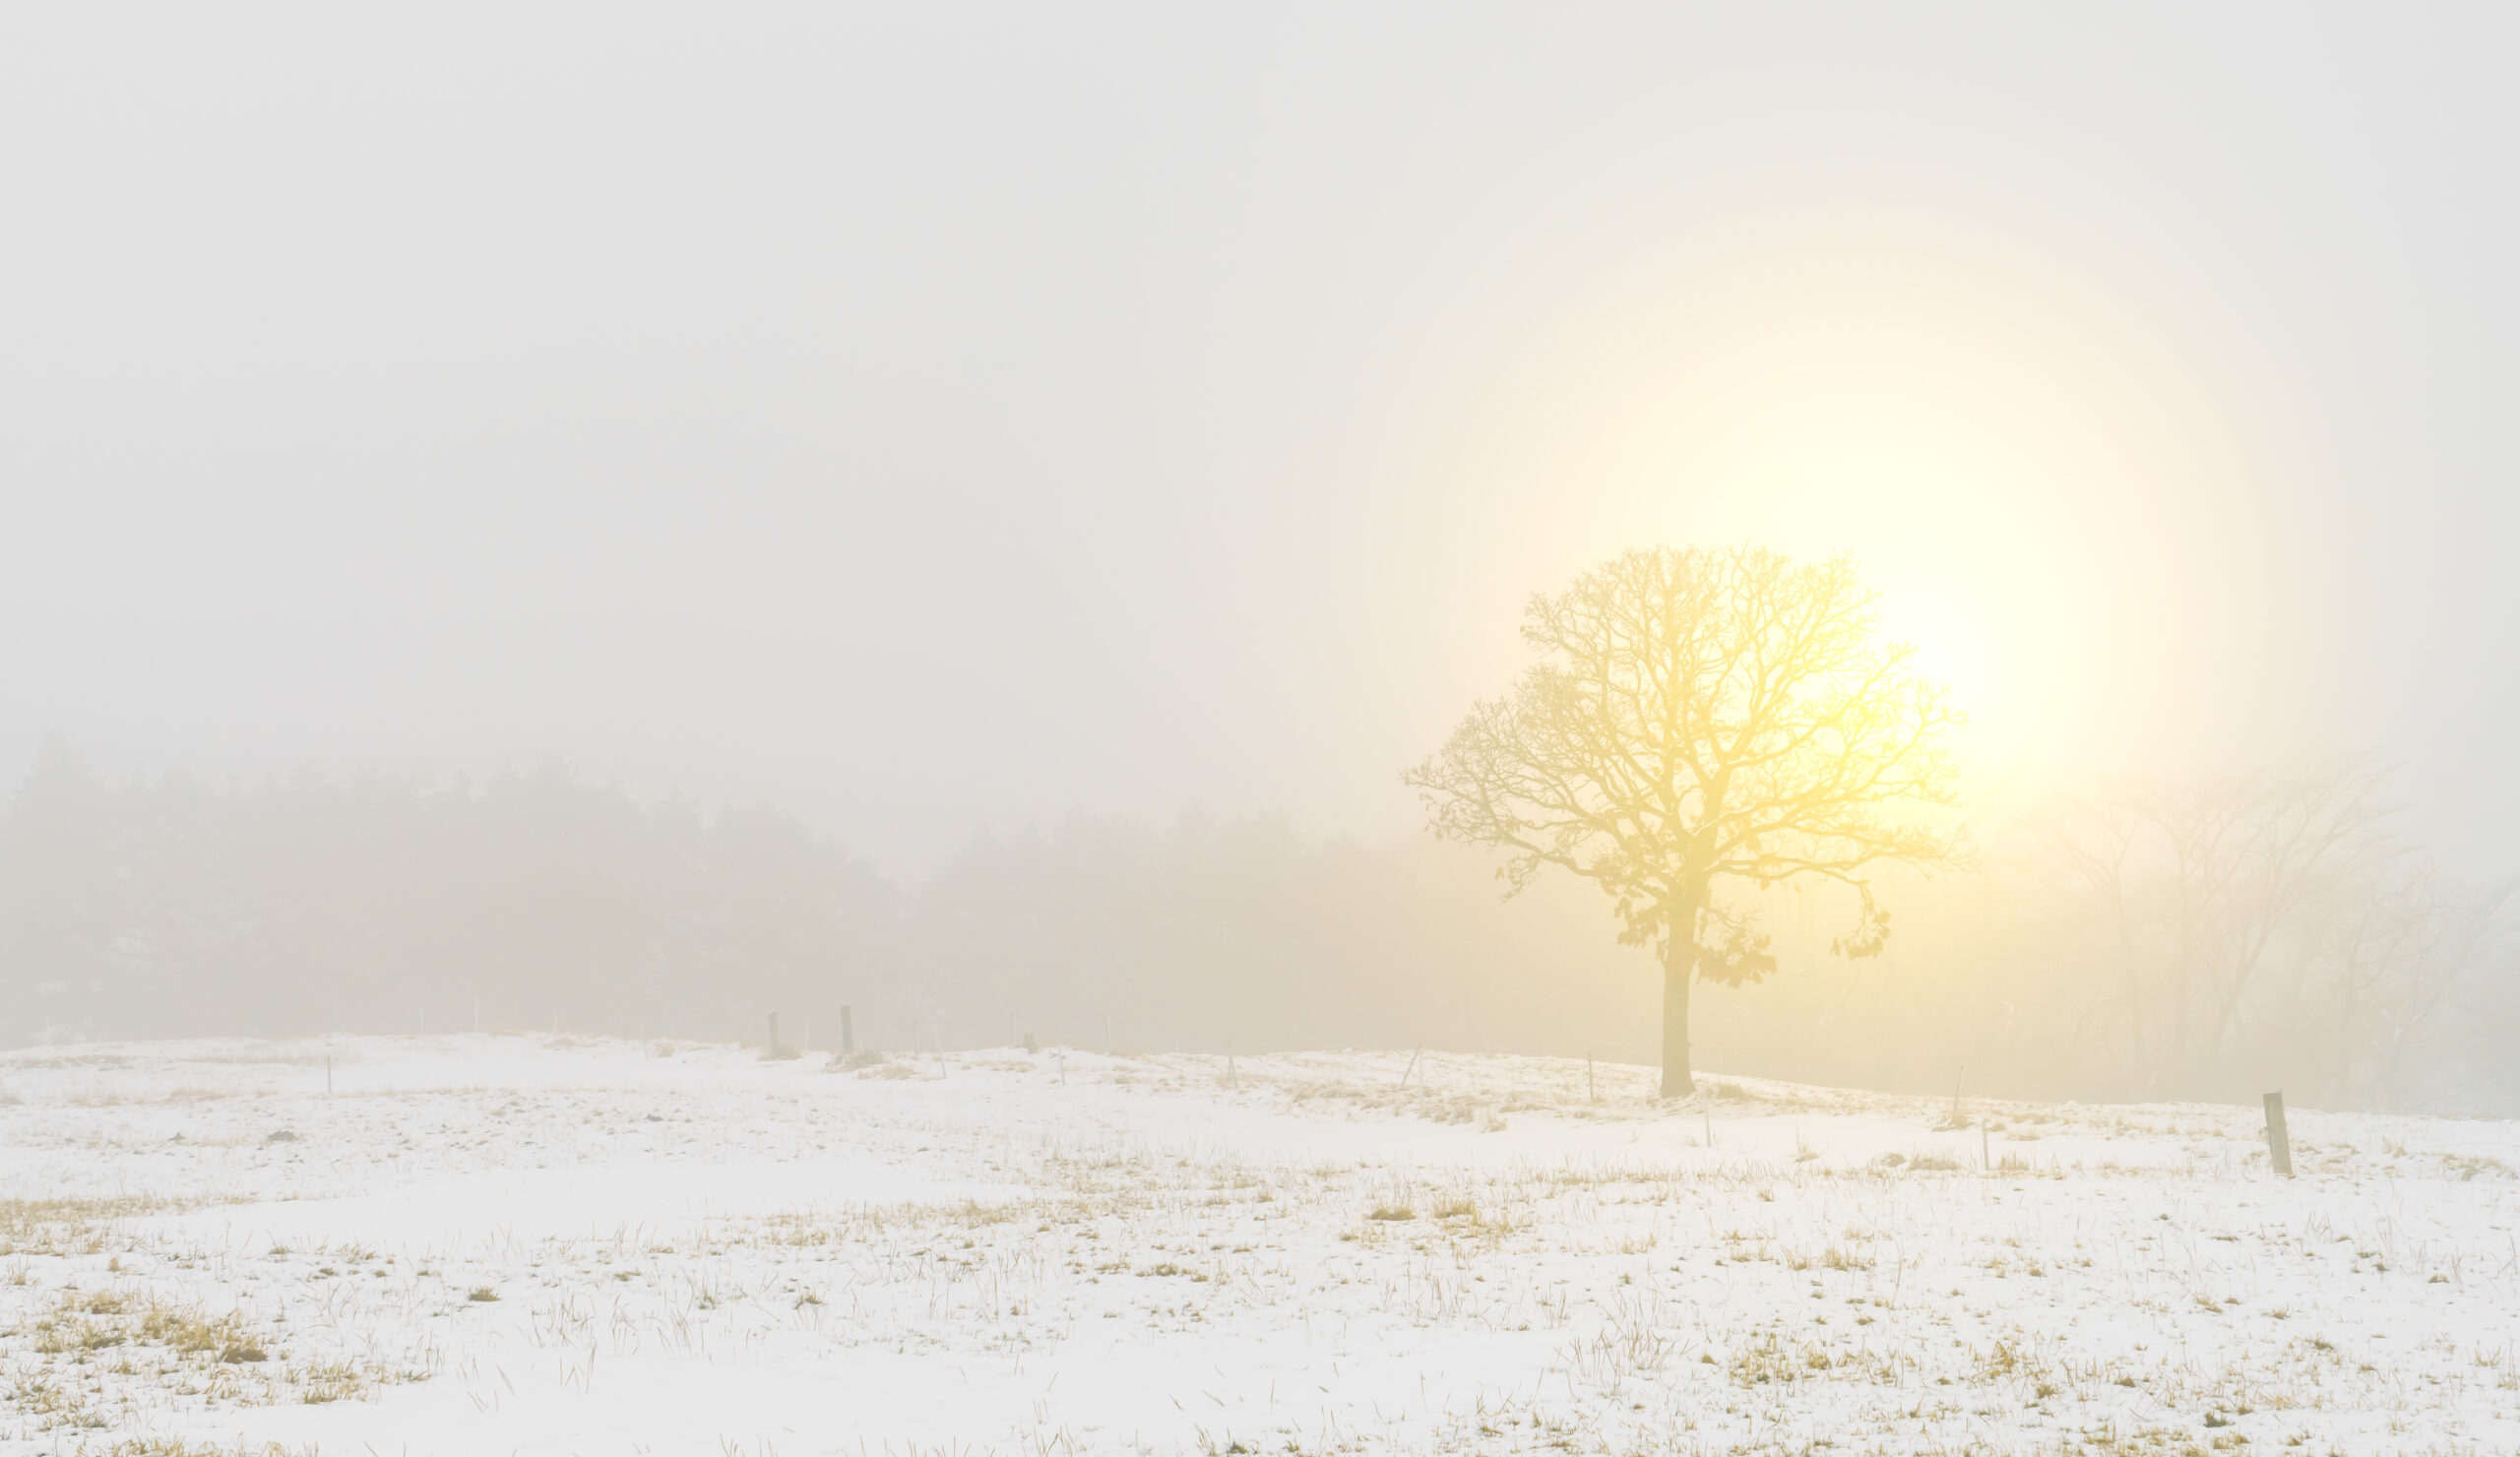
[2303,862,2509,1110]
[2033,763,2506,1103]
[1405,546,1966,1095]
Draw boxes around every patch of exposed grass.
[0,1195,182,1257]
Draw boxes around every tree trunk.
[1660,938,1694,1098]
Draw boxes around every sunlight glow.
[1521,230,2290,792]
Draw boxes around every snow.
[1,1036,2515,1455]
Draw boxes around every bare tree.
[2040,764,2428,1101]
[1405,546,1966,1095]
[2304,863,2509,1110]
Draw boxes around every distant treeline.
[2,741,2512,1114]
[0,739,1658,1063]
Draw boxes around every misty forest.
[5,8,2519,1457]
[10,702,2509,1115]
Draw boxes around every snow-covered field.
[0,1038,2515,1456]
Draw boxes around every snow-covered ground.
[0,1037,2514,1456]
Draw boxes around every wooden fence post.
[2263,1092,2294,1177]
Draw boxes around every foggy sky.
[4,5,2515,874]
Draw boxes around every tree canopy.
[1406,545,1967,1094]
